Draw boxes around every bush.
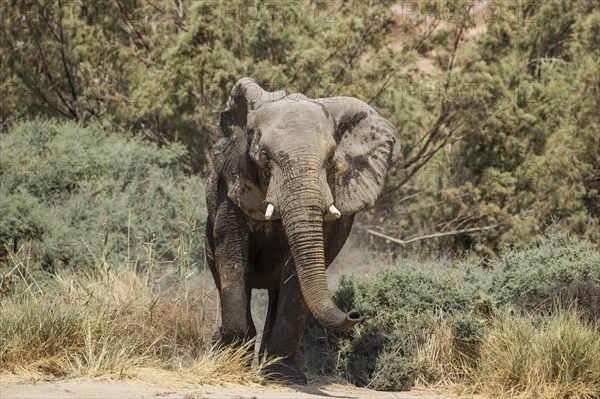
[302,229,600,392]
[0,119,206,272]
[301,261,487,391]
[491,228,600,321]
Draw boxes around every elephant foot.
[263,360,307,384]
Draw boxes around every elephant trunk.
[277,175,362,330]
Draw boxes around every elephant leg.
[217,278,256,347]
[259,289,278,361]
[263,259,309,384]
[212,202,256,347]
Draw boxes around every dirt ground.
[0,375,472,399]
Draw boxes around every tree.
[368,0,599,257]
[2,0,598,256]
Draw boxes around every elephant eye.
[260,150,270,165]
[326,150,335,166]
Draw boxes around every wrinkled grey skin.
[205,77,400,383]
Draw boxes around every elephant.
[205,77,400,383]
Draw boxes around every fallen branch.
[365,207,537,247]
[365,224,499,246]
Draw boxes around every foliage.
[302,228,600,392]
[1,0,598,255]
[302,259,486,390]
[370,0,600,256]
[491,227,600,317]
[0,0,402,171]
[0,119,206,271]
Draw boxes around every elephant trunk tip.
[331,309,363,329]
[348,309,362,321]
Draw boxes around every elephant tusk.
[328,204,341,219]
[265,203,275,220]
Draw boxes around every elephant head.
[214,77,400,329]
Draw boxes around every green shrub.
[491,228,600,321]
[0,119,206,272]
[302,229,599,391]
[302,261,487,391]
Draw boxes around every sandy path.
[1,375,469,399]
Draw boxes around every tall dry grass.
[0,243,271,386]
[408,307,600,399]
[412,313,456,388]
[460,307,600,399]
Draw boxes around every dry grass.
[0,246,272,386]
[461,308,600,399]
[412,314,457,388]
[3,242,598,397]
[406,307,600,399]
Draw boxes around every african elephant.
[205,77,400,383]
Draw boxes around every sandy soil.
[1,375,470,399]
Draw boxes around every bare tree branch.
[115,0,151,53]
[365,206,536,248]
[365,224,499,247]
[368,69,395,105]
[147,0,188,32]
[383,10,471,196]
[57,0,79,110]
[383,120,461,197]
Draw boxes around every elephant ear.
[319,97,401,215]
[213,77,286,219]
